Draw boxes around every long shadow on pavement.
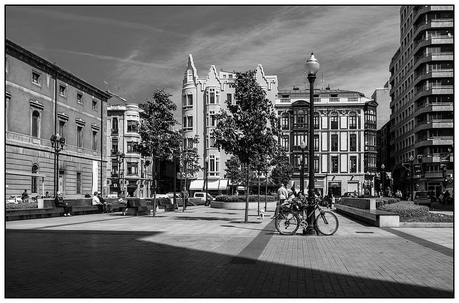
[5,226,453,298]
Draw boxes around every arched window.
[31,164,39,193]
[330,112,338,129]
[349,111,357,129]
[32,110,40,137]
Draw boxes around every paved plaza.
[5,206,454,298]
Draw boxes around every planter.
[210,200,277,211]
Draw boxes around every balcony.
[413,6,454,24]
[415,119,454,131]
[413,19,454,40]
[414,52,453,70]
[413,70,453,86]
[415,102,453,115]
[414,36,453,55]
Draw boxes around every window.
[76,172,82,194]
[314,157,319,173]
[32,71,41,85]
[59,84,67,97]
[77,126,83,148]
[209,88,216,104]
[92,130,98,151]
[187,95,193,106]
[127,141,137,153]
[314,135,319,151]
[295,109,306,128]
[32,110,40,138]
[281,113,289,130]
[209,155,220,176]
[183,116,193,130]
[127,120,137,132]
[350,134,357,151]
[112,118,118,134]
[227,93,232,104]
[331,134,338,151]
[314,113,320,129]
[111,142,118,155]
[330,113,338,129]
[209,111,216,127]
[92,99,98,111]
[280,135,289,151]
[77,93,83,104]
[349,112,357,129]
[58,121,66,142]
[31,164,38,193]
[127,162,138,175]
[331,156,339,173]
[350,156,357,173]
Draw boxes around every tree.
[271,150,294,187]
[212,70,280,222]
[176,132,201,211]
[134,89,179,217]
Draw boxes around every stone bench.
[335,198,399,227]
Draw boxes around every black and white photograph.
[4,4,454,298]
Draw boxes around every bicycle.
[274,196,339,236]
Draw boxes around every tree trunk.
[245,165,250,223]
[152,155,156,217]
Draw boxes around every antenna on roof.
[321,74,325,90]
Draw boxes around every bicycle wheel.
[275,211,300,235]
[315,210,339,236]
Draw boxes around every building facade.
[106,96,177,198]
[388,5,454,197]
[5,39,111,198]
[181,54,278,195]
[274,86,378,196]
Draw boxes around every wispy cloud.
[14,6,187,37]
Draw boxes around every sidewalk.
[5,206,453,298]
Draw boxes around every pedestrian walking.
[54,191,73,216]
[181,187,189,211]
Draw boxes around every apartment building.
[181,54,278,195]
[388,5,453,196]
[275,86,378,196]
[5,39,111,198]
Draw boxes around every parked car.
[193,192,214,205]
[166,192,181,199]
[413,191,432,208]
[7,196,22,204]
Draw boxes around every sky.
[5,5,401,122]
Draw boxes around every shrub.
[215,195,276,202]
[378,201,429,218]
[6,202,38,210]
[375,197,400,208]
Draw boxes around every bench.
[335,198,399,227]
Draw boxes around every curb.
[399,222,453,228]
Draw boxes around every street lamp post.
[205,156,209,206]
[116,151,125,195]
[409,155,414,201]
[299,141,307,195]
[305,52,320,236]
[381,164,385,197]
[50,133,65,197]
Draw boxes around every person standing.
[54,191,72,216]
[272,183,288,218]
[181,187,189,211]
[21,189,29,203]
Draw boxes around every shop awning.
[189,179,204,191]
[208,180,220,190]
[219,179,228,190]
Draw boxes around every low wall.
[211,200,277,211]
[339,198,377,210]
